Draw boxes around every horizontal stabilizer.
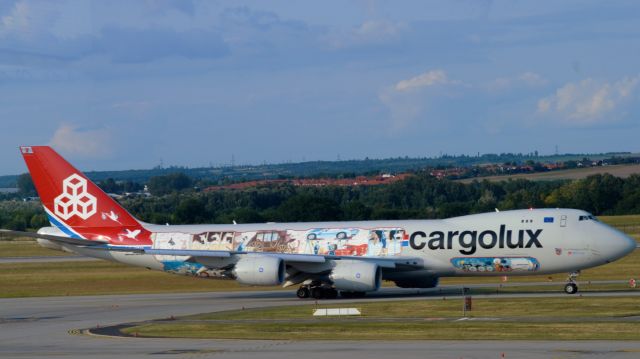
[0,229,108,247]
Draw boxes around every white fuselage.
[60,208,636,283]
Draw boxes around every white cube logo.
[54,174,97,220]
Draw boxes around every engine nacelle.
[233,256,285,286]
[329,260,381,292]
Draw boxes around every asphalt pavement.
[1,288,640,358]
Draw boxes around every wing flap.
[144,249,231,257]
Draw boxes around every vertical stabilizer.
[19,146,151,245]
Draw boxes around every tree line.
[1,172,639,231]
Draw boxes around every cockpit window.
[579,215,598,221]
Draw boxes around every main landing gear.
[564,271,580,294]
[296,284,338,299]
[296,283,365,299]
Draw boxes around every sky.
[0,0,639,175]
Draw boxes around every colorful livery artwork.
[450,257,540,273]
[151,227,407,258]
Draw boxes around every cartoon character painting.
[153,226,407,258]
[245,231,298,253]
[451,257,540,273]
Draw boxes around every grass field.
[0,239,77,257]
[1,248,637,298]
[0,260,260,298]
[121,296,640,340]
[458,163,640,183]
[186,296,640,320]
[123,321,640,341]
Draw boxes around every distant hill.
[457,164,640,183]
[0,151,636,188]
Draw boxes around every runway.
[1,288,640,358]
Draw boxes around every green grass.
[2,250,637,298]
[122,322,640,340]
[457,164,640,183]
[188,297,640,320]
[0,261,281,298]
[122,297,640,340]
[600,215,640,241]
[0,239,76,257]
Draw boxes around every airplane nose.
[588,221,636,264]
[602,226,637,261]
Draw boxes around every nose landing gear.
[564,271,580,294]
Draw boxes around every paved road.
[1,288,640,358]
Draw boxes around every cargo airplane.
[1,146,636,298]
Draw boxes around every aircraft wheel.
[564,282,578,294]
[296,287,310,299]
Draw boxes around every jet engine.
[329,260,381,292]
[233,256,285,286]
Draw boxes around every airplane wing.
[0,229,109,247]
[1,229,439,290]
[0,229,424,268]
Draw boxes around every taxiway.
[1,288,640,358]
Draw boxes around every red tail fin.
[20,146,151,245]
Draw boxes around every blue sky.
[1,0,639,175]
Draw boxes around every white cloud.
[537,76,639,124]
[379,90,423,131]
[394,70,450,92]
[326,19,406,49]
[111,101,152,117]
[0,1,30,37]
[518,72,547,86]
[355,20,402,37]
[537,98,551,113]
[380,69,460,130]
[48,123,112,158]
